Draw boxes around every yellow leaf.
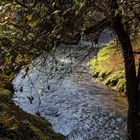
[9,72,14,81]
[26,14,32,21]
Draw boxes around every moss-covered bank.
[89,39,140,94]
[0,85,65,140]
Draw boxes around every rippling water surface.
[13,37,128,140]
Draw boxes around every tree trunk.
[110,0,140,139]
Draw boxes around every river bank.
[0,80,65,140]
[88,39,140,95]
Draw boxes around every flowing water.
[13,34,128,140]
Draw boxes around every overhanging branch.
[84,18,111,35]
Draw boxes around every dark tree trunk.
[110,0,140,139]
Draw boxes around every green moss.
[97,44,114,58]
[88,40,126,93]
[89,36,140,94]
[117,79,126,92]
[88,41,119,78]
[104,71,125,86]
[0,88,11,96]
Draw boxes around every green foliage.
[0,0,91,82]
[0,0,139,91]
[89,41,126,93]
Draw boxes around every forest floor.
[89,38,140,95]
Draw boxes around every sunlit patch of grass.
[88,38,140,93]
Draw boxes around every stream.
[13,33,128,140]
